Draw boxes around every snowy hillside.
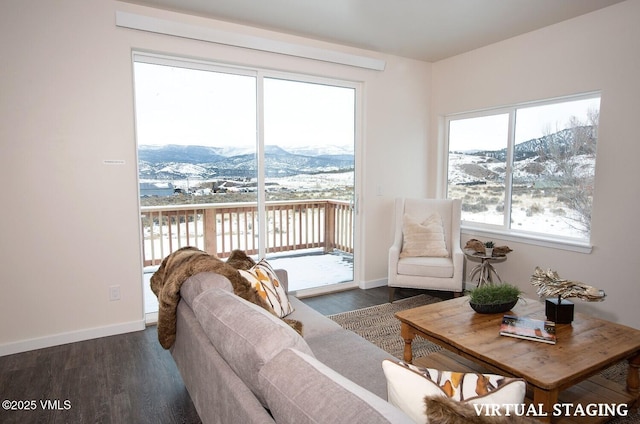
[448,152,595,186]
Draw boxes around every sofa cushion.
[192,287,314,406]
[239,258,294,317]
[305,329,395,400]
[287,296,343,339]
[259,348,414,424]
[400,213,449,258]
[382,360,526,423]
[397,256,454,278]
[171,301,276,424]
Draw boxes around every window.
[446,93,600,245]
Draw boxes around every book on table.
[499,314,557,344]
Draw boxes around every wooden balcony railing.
[140,200,354,267]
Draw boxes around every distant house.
[139,182,175,197]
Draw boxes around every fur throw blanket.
[151,247,279,349]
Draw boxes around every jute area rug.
[329,294,444,359]
[329,294,640,424]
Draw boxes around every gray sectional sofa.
[170,269,415,424]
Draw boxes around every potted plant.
[484,241,495,257]
[467,282,522,314]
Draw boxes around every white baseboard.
[145,311,158,325]
[293,281,358,298]
[363,278,474,293]
[360,278,388,290]
[0,320,145,357]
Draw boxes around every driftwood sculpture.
[530,267,606,301]
[464,239,512,256]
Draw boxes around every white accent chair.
[388,198,464,302]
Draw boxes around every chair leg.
[388,287,396,303]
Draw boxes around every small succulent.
[484,241,495,248]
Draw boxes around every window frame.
[443,92,600,253]
[132,51,363,282]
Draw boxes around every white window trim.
[461,225,592,254]
[442,92,600,253]
[119,11,386,71]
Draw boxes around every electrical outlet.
[109,285,121,301]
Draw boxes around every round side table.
[464,250,507,287]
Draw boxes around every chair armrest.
[389,234,402,262]
[451,240,464,292]
[452,245,464,268]
[388,243,401,284]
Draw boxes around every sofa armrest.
[274,269,289,293]
[180,272,233,309]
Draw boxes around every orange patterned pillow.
[382,360,526,423]
[239,259,294,318]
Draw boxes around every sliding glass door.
[133,54,357,311]
[261,77,356,290]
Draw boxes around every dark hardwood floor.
[0,286,431,424]
[299,286,449,315]
[0,323,200,424]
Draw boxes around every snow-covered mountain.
[138,144,354,180]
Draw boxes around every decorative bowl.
[469,299,518,314]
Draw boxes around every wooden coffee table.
[395,296,640,423]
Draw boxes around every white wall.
[0,0,431,354]
[6,0,633,355]
[430,0,640,328]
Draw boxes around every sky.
[448,96,600,152]
[133,62,355,150]
[134,61,598,155]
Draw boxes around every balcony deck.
[143,248,354,315]
[141,199,356,317]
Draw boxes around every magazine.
[499,315,557,344]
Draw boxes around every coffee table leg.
[400,322,415,363]
[532,387,558,423]
[628,353,640,406]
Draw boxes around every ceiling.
[124,0,625,62]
